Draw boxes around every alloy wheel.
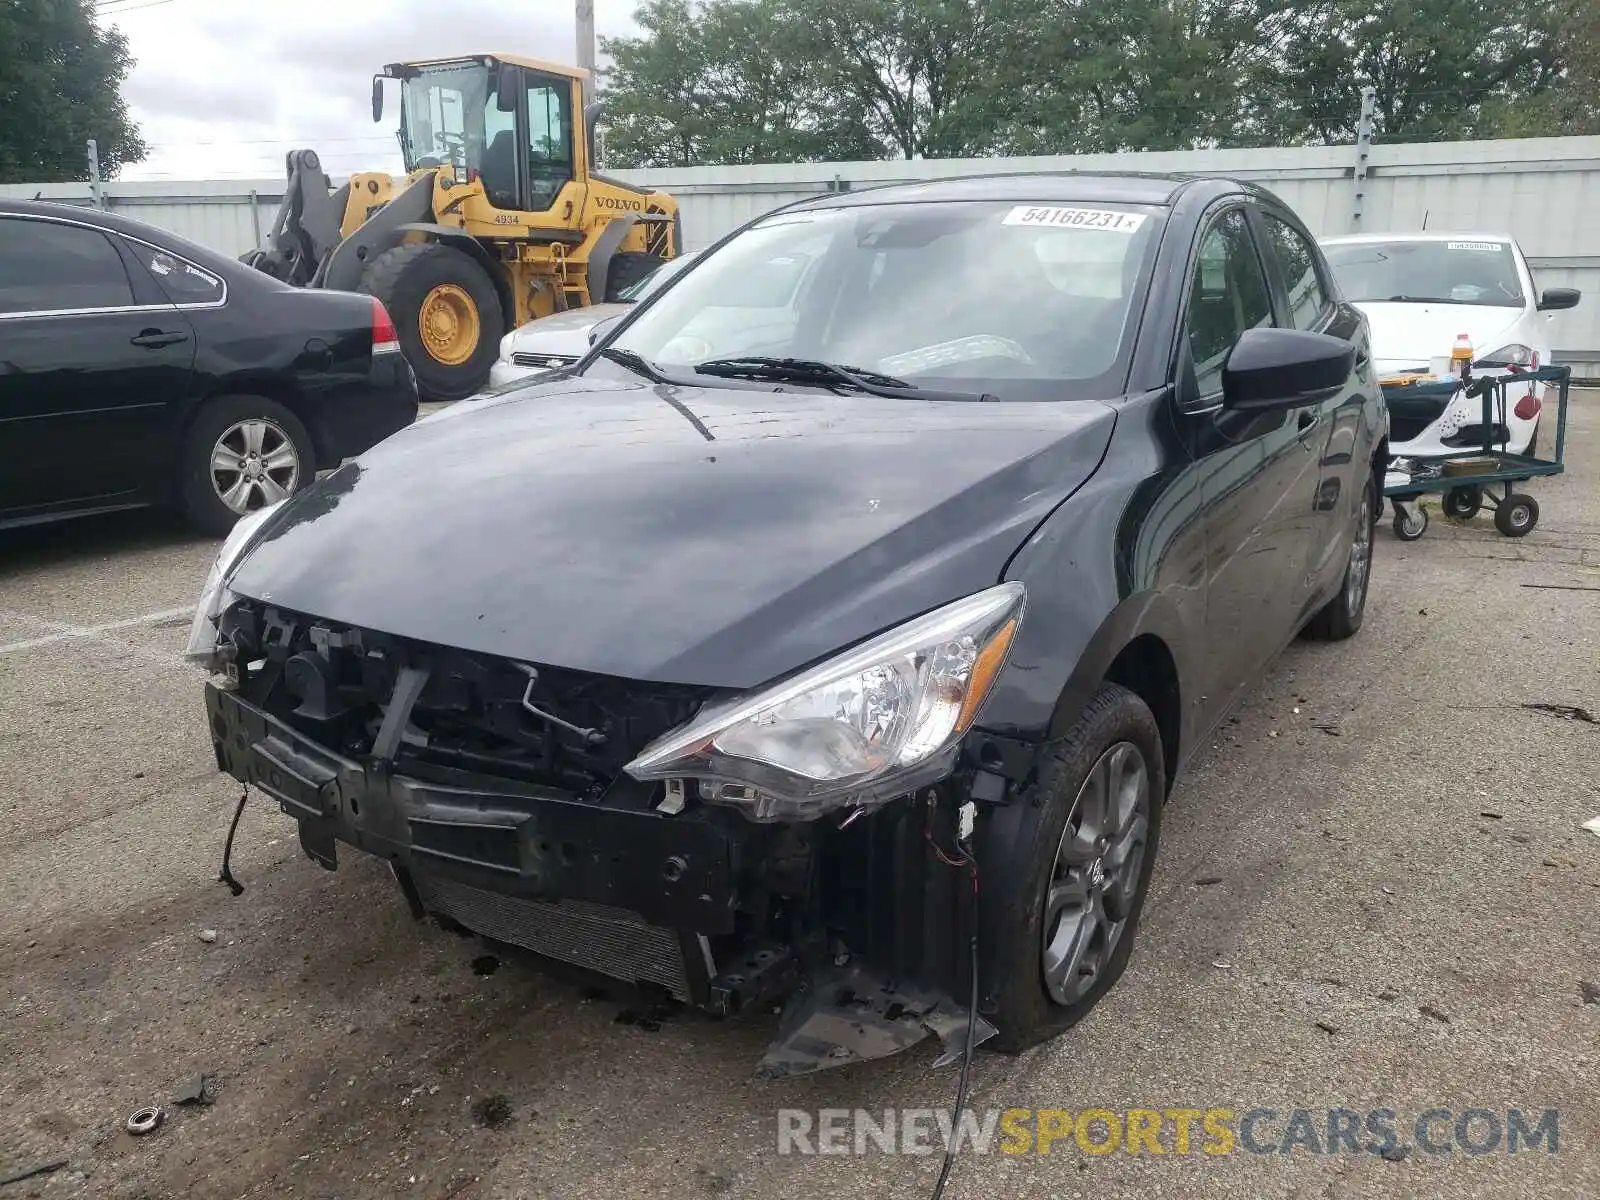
[210,418,299,514]
[1041,741,1152,1006]
[1346,490,1373,615]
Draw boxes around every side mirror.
[1222,327,1354,412]
[371,76,384,123]
[588,314,623,345]
[1537,287,1580,312]
[495,63,520,113]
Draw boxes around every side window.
[527,76,574,212]
[0,218,134,314]
[1263,215,1331,331]
[127,242,225,305]
[1185,209,1273,398]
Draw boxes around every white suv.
[1320,233,1579,456]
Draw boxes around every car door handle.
[1297,410,1319,435]
[130,329,189,348]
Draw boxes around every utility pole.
[1349,86,1376,233]
[86,139,105,209]
[575,0,596,108]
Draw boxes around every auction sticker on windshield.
[1447,241,1505,252]
[1004,206,1147,233]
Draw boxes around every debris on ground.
[1380,1143,1411,1162]
[470,955,500,977]
[196,929,218,944]
[1315,1021,1338,1036]
[1193,876,1223,887]
[172,1074,215,1107]
[470,1094,514,1129]
[0,1158,69,1187]
[1418,1005,1450,1024]
[1479,811,1502,819]
[1378,989,1400,1001]
[125,1105,164,1136]
[1521,702,1598,725]
[1582,816,1600,839]
[1580,981,1600,1006]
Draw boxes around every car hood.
[1351,301,1527,368]
[506,303,629,349]
[228,377,1116,688]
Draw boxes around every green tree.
[0,0,146,183]
[1262,0,1567,143]
[601,0,884,167]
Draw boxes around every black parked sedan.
[0,199,417,535]
[190,173,1385,1074]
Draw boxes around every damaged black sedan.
[189,173,1386,1076]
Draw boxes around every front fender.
[976,390,1207,770]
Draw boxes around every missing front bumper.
[206,681,993,1076]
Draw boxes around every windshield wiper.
[598,346,674,383]
[1382,295,1461,304]
[692,356,993,402]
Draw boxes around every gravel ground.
[2,397,1597,1200]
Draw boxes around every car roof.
[1321,231,1520,246]
[790,171,1267,211]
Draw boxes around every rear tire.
[1305,473,1376,641]
[178,394,314,537]
[604,251,665,302]
[982,682,1165,1053]
[361,243,504,402]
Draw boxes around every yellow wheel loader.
[245,55,682,401]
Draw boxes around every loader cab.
[384,55,583,218]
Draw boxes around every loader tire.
[604,251,665,302]
[361,243,504,403]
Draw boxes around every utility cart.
[1381,364,1572,541]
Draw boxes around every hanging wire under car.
[926,802,981,1200]
[217,784,249,896]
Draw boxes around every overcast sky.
[103,0,640,181]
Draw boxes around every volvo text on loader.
[245,54,682,401]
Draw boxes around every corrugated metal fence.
[7,135,1599,371]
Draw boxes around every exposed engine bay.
[206,599,994,1075]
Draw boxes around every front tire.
[178,394,314,536]
[361,243,504,402]
[983,682,1165,1053]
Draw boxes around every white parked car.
[1320,232,1579,456]
[487,252,700,388]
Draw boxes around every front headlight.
[183,503,284,665]
[1476,344,1536,370]
[624,583,1025,822]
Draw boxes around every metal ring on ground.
[125,1106,164,1136]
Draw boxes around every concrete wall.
[7,135,1598,372]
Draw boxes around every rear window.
[1322,239,1524,307]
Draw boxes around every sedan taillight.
[372,297,401,355]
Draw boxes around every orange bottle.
[1450,333,1473,379]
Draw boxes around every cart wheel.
[1392,507,1428,541]
[1443,485,1482,520]
[1493,493,1539,538]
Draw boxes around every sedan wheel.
[179,394,315,536]
[1042,741,1151,1006]
[210,418,301,514]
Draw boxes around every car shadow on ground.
[0,510,217,572]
